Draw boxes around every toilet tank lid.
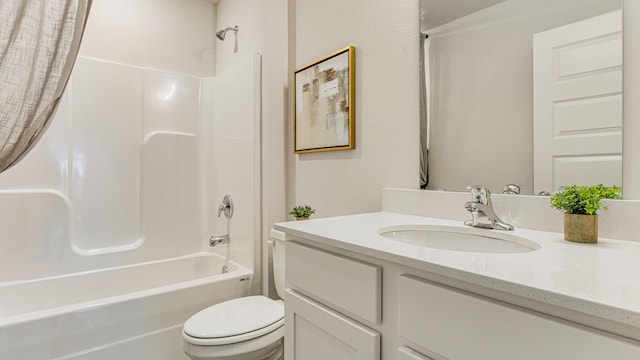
[270,229,286,241]
[184,295,284,339]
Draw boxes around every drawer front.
[286,241,382,324]
[398,275,640,360]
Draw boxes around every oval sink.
[377,225,540,254]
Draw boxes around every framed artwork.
[294,46,355,154]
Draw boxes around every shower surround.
[0,54,261,359]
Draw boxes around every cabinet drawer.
[398,275,640,360]
[286,242,382,324]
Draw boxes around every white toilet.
[182,229,287,360]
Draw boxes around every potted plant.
[289,205,316,221]
[550,184,621,243]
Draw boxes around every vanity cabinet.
[284,236,640,360]
[285,242,382,360]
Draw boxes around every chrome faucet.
[464,185,514,231]
[210,234,230,246]
[218,194,234,219]
[502,183,522,195]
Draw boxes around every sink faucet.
[464,185,514,231]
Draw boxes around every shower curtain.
[420,35,431,189]
[0,0,92,173]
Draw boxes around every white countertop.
[275,211,640,338]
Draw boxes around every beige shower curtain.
[0,0,92,173]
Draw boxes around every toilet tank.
[270,229,286,299]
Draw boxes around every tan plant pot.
[564,213,598,243]
[295,216,309,221]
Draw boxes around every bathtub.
[0,253,253,359]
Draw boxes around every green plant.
[550,184,621,215]
[289,205,316,218]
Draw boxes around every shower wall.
[0,57,203,280]
[201,55,260,277]
[0,0,260,283]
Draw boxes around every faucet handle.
[217,194,234,219]
[503,184,522,195]
[466,185,490,205]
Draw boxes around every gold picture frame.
[294,46,355,154]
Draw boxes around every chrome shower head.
[216,25,238,41]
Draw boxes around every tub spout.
[209,234,230,246]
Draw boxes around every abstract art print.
[294,46,355,154]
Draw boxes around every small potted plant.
[289,205,316,221]
[550,184,621,243]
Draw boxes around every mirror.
[420,0,623,196]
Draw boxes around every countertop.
[275,211,640,339]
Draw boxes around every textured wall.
[291,0,421,218]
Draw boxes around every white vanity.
[275,190,640,360]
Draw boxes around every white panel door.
[285,289,380,360]
[533,10,622,194]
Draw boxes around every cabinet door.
[398,275,640,360]
[285,289,380,360]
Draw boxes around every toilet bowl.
[182,229,287,360]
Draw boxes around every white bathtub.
[0,253,253,359]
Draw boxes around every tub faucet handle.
[218,194,234,219]
[503,183,522,195]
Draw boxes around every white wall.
[263,0,289,296]
[290,0,421,218]
[215,0,265,74]
[623,2,640,199]
[80,0,216,76]
[425,0,621,194]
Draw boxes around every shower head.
[216,25,238,41]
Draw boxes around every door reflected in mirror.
[419,0,623,196]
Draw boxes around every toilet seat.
[183,296,284,346]
[183,318,284,346]
[183,324,284,360]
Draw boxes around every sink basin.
[377,225,540,254]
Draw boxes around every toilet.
[182,229,287,360]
